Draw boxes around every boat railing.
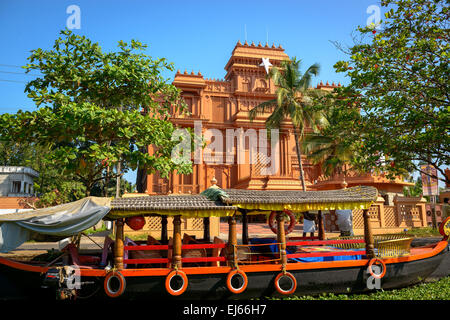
[233,238,368,265]
[123,242,228,267]
[329,234,414,257]
[235,242,283,264]
[375,237,413,258]
[122,234,414,268]
[285,239,367,261]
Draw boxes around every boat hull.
[109,248,448,300]
[0,241,448,300]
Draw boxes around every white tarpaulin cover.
[0,197,111,253]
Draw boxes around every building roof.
[0,166,39,178]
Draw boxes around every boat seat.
[147,235,161,245]
[182,233,197,244]
[63,243,101,269]
[182,233,207,267]
[236,246,251,262]
[100,236,114,267]
[123,237,139,268]
[167,237,173,268]
[211,237,225,267]
[221,244,251,263]
[128,235,164,268]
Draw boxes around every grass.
[404,227,442,238]
[269,277,450,300]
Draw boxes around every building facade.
[0,166,39,214]
[143,41,412,198]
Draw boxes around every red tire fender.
[268,210,296,235]
[439,216,450,240]
[104,271,126,298]
[274,272,297,295]
[165,270,188,296]
[368,258,386,279]
[226,269,248,294]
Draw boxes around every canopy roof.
[216,186,378,212]
[0,197,111,253]
[107,186,378,218]
[108,194,238,219]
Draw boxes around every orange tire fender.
[226,269,248,294]
[268,210,296,235]
[368,258,386,279]
[104,271,126,298]
[165,270,188,296]
[274,272,297,295]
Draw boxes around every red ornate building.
[141,41,412,199]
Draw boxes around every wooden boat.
[0,185,449,300]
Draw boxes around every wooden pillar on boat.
[114,219,124,271]
[242,211,249,245]
[172,215,182,269]
[318,210,325,240]
[227,215,237,267]
[161,216,168,243]
[203,217,210,242]
[276,212,287,267]
[363,209,375,258]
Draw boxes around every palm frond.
[248,99,277,121]
[297,63,320,90]
[265,104,287,130]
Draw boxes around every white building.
[0,166,39,197]
[0,166,39,214]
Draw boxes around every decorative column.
[363,209,375,258]
[227,215,237,267]
[172,215,182,269]
[276,212,287,267]
[242,211,249,245]
[317,210,325,240]
[161,216,168,243]
[203,217,210,242]
[114,219,124,270]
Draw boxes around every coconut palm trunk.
[294,128,307,191]
[249,58,322,193]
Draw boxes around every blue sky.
[0,0,400,185]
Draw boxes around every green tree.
[403,177,423,197]
[302,106,360,179]
[249,58,325,191]
[20,29,188,196]
[0,103,191,196]
[0,141,86,208]
[330,0,449,185]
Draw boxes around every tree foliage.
[0,103,190,195]
[0,30,191,197]
[249,57,326,190]
[0,141,86,208]
[302,106,360,178]
[322,0,449,184]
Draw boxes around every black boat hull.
[107,246,448,300]
[1,242,448,300]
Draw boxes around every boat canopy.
[107,194,238,219]
[0,186,377,252]
[212,186,378,212]
[0,197,111,253]
[107,186,378,219]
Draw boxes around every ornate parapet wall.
[323,196,428,235]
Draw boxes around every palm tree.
[249,57,325,191]
[302,106,356,182]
